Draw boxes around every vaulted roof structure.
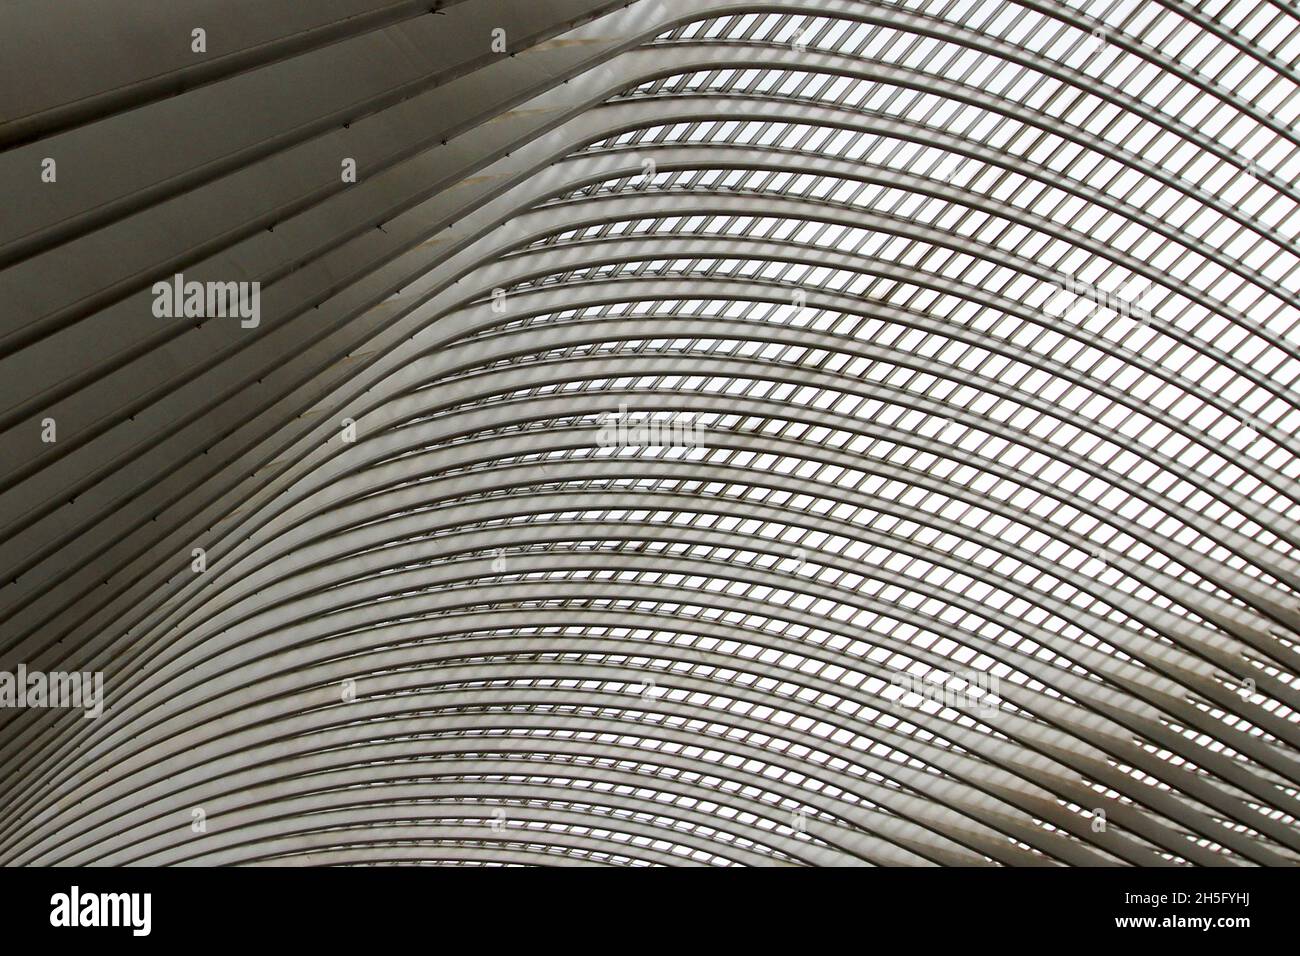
[1,0,1298,866]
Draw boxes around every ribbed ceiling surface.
[1,0,1299,866]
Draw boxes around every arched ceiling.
[1,0,1298,867]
